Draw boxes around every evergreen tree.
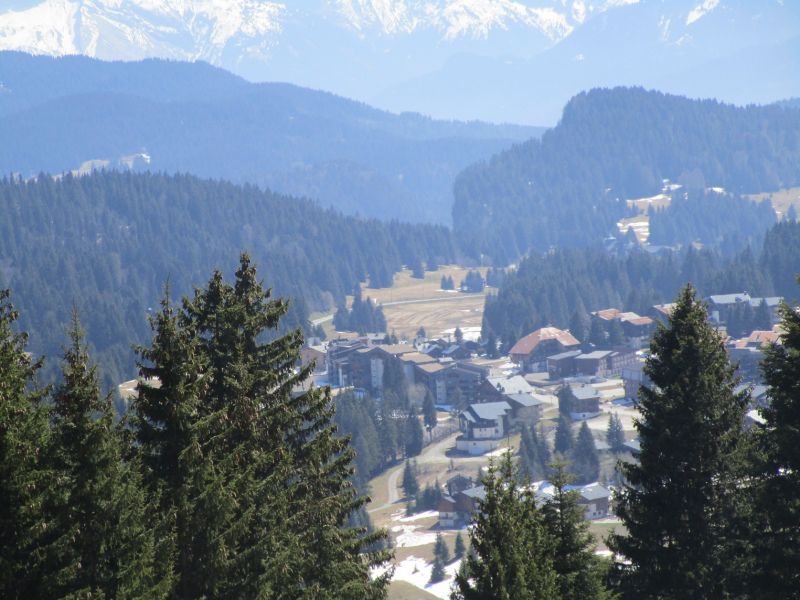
[570,422,600,485]
[402,460,419,498]
[610,284,750,599]
[44,312,159,598]
[137,256,392,597]
[423,390,438,436]
[569,310,590,343]
[0,289,51,598]
[519,424,548,482]
[555,413,574,455]
[434,532,451,564]
[607,319,625,346]
[754,294,800,595]
[405,407,425,458]
[542,462,613,600]
[589,319,607,347]
[454,532,466,559]
[430,557,446,584]
[455,327,464,344]
[452,452,557,599]
[449,387,466,412]
[378,401,399,467]
[753,298,772,331]
[606,413,625,453]
[558,385,573,416]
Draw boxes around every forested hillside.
[0,171,456,387]
[482,220,800,350]
[453,87,800,264]
[0,52,541,224]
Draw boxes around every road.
[367,431,496,513]
[310,293,484,327]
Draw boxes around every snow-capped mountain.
[0,0,797,124]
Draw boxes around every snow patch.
[393,509,440,523]
[686,0,719,26]
[389,555,462,599]
[391,524,438,548]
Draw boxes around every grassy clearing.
[746,186,800,218]
[387,581,440,600]
[315,266,492,341]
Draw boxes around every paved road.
[367,431,497,513]
[310,293,484,327]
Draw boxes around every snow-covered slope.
[0,0,285,63]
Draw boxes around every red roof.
[510,327,580,357]
[593,308,620,321]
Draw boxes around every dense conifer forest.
[0,258,390,598]
[0,171,456,388]
[453,87,800,263]
[482,221,800,350]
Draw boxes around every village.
[296,273,784,598]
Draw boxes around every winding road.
[367,432,497,513]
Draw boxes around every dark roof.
[547,349,582,361]
[505,392,547,408]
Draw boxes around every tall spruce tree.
[43,312,160,598]
[571,422,600,485]
[135,256,391,598]
[0,289,51,598]
[754,293,800,596]
[542,462,614,600]
[555,413,574,455]
[402,460,419,498]
[405,406,425,458]
[609,284,750,599]
[606,413,625,453]
[452,452,557,599]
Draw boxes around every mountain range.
[1,1,798,124]
[0,51,540,224]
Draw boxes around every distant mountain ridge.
[0,52,541,224]
[1,1,797,124]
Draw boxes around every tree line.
[456,282,800,599]
[0,255,390,599]
[483,220,800,353]
[0,171,456,391]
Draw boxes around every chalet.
[457,401,512,455]
[547,349,582,379]
[621,360,648,400]
[576,483,611,520]
[574,349,637,378]
[504,392,548,426]
[649,303,675,324]
[567,384,601,420]
[415,361,455,404]
[476,375,534,403]
[300,344,327,373]
[349,343,415,393]
[325,339,366,387]
[619,313,655,348]
[509,327,580,372]
[707,293,751,324]
[445,474,476,497]
[439,485,486,528]
[537,481,611,520]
